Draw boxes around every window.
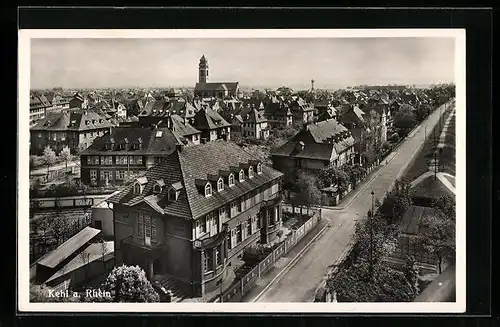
[230,201,238,217]
[87,156,92,165]
[168,188,177,201]
[115,170,126,180]
[151,216,156,242]
[196,216,207,236]
[205,183,212,197]
[215,246,222,266]
[217,177,224,192]
[228,174,235,187]
[133,183,141,194]
[239,169,245,182]
[100,170,112,181]
[90,170,97,180]
[137,156,143,164]
[240,196,246,212]
[116,156,128,165]
[137,213,144,238]
[103,156,113,165]
[204,250,213,272]
[248,166,254,178]
[267,210,273,226]
[236,224,242,243]
[257,163,262,174]
[219,207,227,222]
[247,218,252,236]
[153,184,162,194]
[92,156,100,165]
[37,132,42,138]
[257,214,262,229]
[209,213,218,236]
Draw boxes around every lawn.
[403,111,454,182]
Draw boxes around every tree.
[292,171,322,214]
[326,260,415,302]
[59,145,74,175]
[393,104,417,135]
[99,238,109,266]
[51,215,70,245]
[343,164,367,187]
[41,146,56,180]
[318,165,349,194]
[415,104,432,123]
[378,179,412,224]
[403,255,420,297]
[100,265,160,302]
[417,198,456,274]
[242,245,271,267]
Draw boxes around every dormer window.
[257,163,263,174]
[153,184,162,194]
[205,183,212,197]
[217,177,224,192]
[167,188,177,201]
[239,169,245,182]
[228,174,235,187]
[99,119,103,124]
[248,166,254,179]
[133,183,141,195]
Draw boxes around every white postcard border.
[18,28,466,313]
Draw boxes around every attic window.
[217,177,224,192]
[248,166,255,179]
[133,183,141,195]
[205,183,212,197]
[167,188,178,201]
[85,120,90,125]
[228,174,235,187]
[155,131,163,138]
[99,119,103,124]
[239,169,245,182]
[257,163,263,174]
[92,120,96,124]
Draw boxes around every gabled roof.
[242,109,267,123]
[193,107,231,130]
[170,114,201,137]
[30,110,115,132]
[80,126,182,155]
[108,140,283,220]
[195,82,240,93]
[307,119,349,143]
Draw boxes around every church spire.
[199,55,209,83]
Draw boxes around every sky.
[30,37,455,90]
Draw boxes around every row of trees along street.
[31,264,161,303]
[326,179,456,302]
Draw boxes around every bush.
[100,265,159,302]
[242,245,272,268]
[389,132,400,143]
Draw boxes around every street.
[251,102,452,302]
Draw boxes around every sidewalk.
[241,217,329,302]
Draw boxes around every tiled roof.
[272,120,356,161]
[193,107,231,130]
[195,82,239,93]
[307,119,349,143]
[81,126,182,155]
[108,140,283,220]
[170,114,201,137]
[30,110,115,132]
[241,109,267,123]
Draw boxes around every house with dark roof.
[194,55,240,99]
[80,126,185,187]
[69,92,88,109]
[271,119,357,174]
[30,110,116,155]
[30,94,50,127]
[290,97,316,124]
[230,107,269,140]
[192,107,231,142]
[263,96,294,128]
[107,140,284,297]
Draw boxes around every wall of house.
[80,154,146,186]
[163,216,194,282]
[300,158,329,170]
[91,205,114,237]
[113,204,135,264]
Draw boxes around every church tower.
[199,55,209,83]
[311,79,315,91]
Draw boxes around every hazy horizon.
[30,37,455,90]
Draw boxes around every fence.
[30,193,112,210]
[214,209,321,302]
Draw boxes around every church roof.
[195,82,239,93]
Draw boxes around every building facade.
[271,119,357,174]
[80,127,184,187]
[192,107,231,142]
[107,140,284,297]
[231,108,270,140]
[30,110,115,155]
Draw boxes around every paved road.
[253,101,453,302]
[30,160,80,176]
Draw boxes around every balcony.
[193,224,228,250]
[262,192,282,208]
